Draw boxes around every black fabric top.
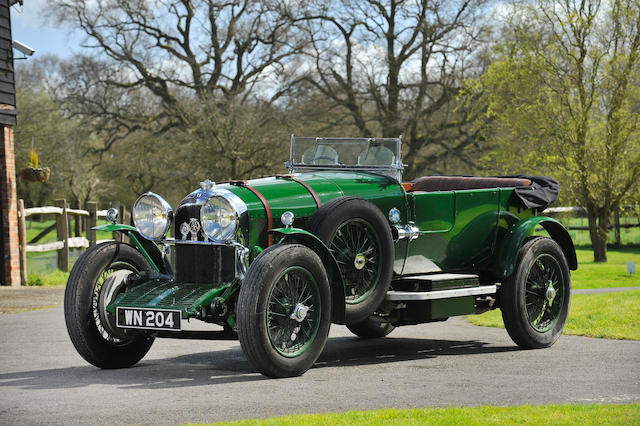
[501,175,559,210]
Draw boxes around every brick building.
[0,0,19,285]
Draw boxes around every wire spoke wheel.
[238,244,331,377]
[525,254,564,333]
[501,237,571,349]
[64,242,155,369]
[308,196,394,324]
[91,261,140,343]
[329,218,382,304]
[266,266,321,357]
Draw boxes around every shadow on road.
[0,336,518,390]
[318,336,518,368]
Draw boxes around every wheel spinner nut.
[546,282,557,306]
[290,303,309,323]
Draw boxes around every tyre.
[64,242,155,368]
[308,197,394,324]
[237,244,332,378]
[347,314,395,338]
[501,237,571,348]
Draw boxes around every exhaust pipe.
[391,223,420,242]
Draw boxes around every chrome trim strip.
[385,285,497,301]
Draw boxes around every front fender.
[93,224,166,274]
[495,216,577,278]
[269,227,346,324]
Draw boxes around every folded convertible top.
[501,175,559,210]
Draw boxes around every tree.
[475,0,640,261]
[283,0,490,177]
[48,0,305,179]
[14,57,101,213]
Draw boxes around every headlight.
[132,192,173,240]
[200,196,238,242]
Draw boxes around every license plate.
[116,307,181,331]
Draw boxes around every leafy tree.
[14,57,100,213]
[283,0,490,177]
[473,0,640,261]
[48,0,304,179]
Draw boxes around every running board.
[386,285,497,301]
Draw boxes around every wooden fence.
[544,205,640,245]
[16,199,130,286]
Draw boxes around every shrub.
[27,273,44,286]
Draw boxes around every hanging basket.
[19,167,51,183]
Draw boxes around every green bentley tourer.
[64,136,576,377]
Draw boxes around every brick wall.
[1,125,19,285]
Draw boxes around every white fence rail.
[17,199,127,286]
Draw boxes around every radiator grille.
[175,244,236,284]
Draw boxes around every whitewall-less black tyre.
[308,197,394,324]
[64,242,154,368]
[501,237,571,348]
[237,244,332,378]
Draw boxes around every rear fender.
[495,216,577,278]
[269,228,346,324]
[93,224,167,274]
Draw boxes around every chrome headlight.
[132,192,173,240]
[200,196,238,242]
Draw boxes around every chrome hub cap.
[290,303,310,323]
[546,280,557,306]
[354,254,366,270]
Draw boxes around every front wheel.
[501,237,571,348]
[237,244,332,378]
[64,242,155,368]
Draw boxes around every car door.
[403,188,500,274]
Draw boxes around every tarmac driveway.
[0,305,638,424]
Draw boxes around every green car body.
[66,136,576,377]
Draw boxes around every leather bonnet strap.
[275,175,322,208]
[227,180,274,246]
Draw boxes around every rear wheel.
[308,197,394,324]
[237,244,332,377]
[64,242,155,368]
[501,237,571,348]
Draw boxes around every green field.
[573,248,640,289]
[211,404,640,425]
[468,290,640,340]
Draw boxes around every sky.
[10,0,86,60]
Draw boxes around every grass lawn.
[572,248,640,289]
[212,404,640,425]
[26,269,69,287]
[468,290,640,340]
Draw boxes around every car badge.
[180,222,189,240]
[200,179,216,191]
[189,218,201,240]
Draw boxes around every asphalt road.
[1,306,639,425]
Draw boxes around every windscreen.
[292,137,399,168]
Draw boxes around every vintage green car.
[64,136,576,377]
